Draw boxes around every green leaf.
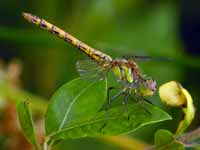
[155,129,174,146]
[17,101,38,148]
[154,129,185,150]
[45,77,171,144]
[45,78,107,136]
[47,101,171,142]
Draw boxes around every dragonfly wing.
[123,55,171,62]
[76,59,108,81]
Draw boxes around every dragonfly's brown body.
[22,12,156,96]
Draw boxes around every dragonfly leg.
[99,86,120,111]
[106,88,126,110]
[129,92,153,105]
[138,99,151,115]
[143,98,153,105]
[122,92,131,120]
[129,94,151,115]
[99,88,126,132]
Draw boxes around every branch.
[178,127,200,144]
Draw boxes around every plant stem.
[42,137,50,150]
[43,141,48,150]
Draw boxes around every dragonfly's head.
[139,77,156,96]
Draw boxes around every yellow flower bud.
[159,81,186,106]
[159,81,195,136]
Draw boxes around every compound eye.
[148,80,156,91]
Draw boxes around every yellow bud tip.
[159,81,186,106]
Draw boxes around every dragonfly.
[22,12,157,112]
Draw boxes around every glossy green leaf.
[45,78,107,136]
[17,101,38,148]
[155,129,184,150]
[47,101,171,142]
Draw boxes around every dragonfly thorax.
[110,59,156,96]
[110,59,140,84]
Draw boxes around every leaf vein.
[58,81,96,130]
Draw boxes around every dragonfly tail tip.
[22,12,28,16]
[22,12,33,22]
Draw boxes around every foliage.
[154,129,184,150]
[16,77,200,150]
[17,101,39,149]
[18,78,172,149]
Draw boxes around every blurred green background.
[0,0,200,149]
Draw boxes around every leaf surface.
[48,101,171,141]
[45,78,171,143]
[17,101,38,148]
[154,129,184,150]
[45,78,107,135]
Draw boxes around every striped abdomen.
[22,12,112,63]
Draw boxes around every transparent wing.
[76,59,108,81]
[123,55,171,62]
